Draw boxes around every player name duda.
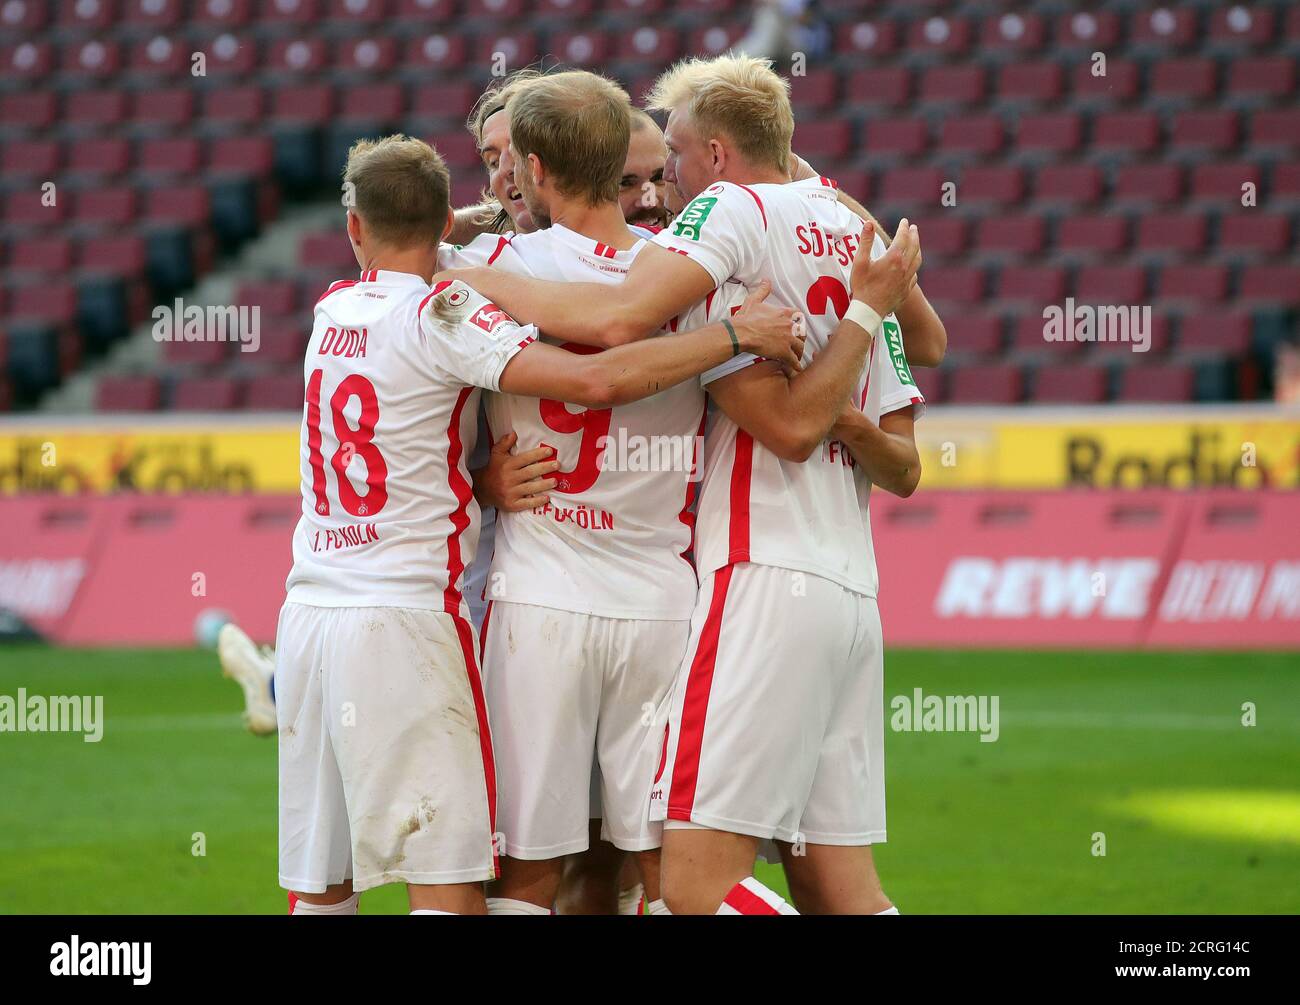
[0,688,103,742]
[50,937,150,985]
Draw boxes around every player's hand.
[850,218,921,320]
[475,432,558,512]
[731,280,805,375]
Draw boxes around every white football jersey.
[284,270,537,615]
[654,177,924,598]
[479,224,746,620]
[437,231,517,270]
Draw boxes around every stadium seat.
[1134,213,1207,256]
[172,377,241,411]
[1218,214,1291,256]
[1249,109,1300,150]
[1238,266,1300,304]
[1034,165,1102,206]
[960,166,1024,206]
[909,366,944,405]
[1151,58,1218,102]
[2,139,60,179]
[788,70,839,112]
[1226,56,1295,100]
[1207,5,1276,48]
[1159,264,1230,303]
[1057,216,1129,257]
[1057,11,1121,51]
[615,26,680,65]
[1170,110,1239,153]
[1076,265,1148,305]
[1093,111,1162,155]
[1015,112,1082,155]
[838,19,899,59]
[862,117,928,159]
[96,375,163,412]
[80,236,147,276]
[998,266,1066,305]
[1116,364,1194,403]
[981,12,1047,54]
[975,215,1045,257]
[1033,364,1107,403]
[1179,313,1252,357]
[337,37,399,75]
[1071,58,1139,104]
[948,315,1003,358]
[906,15,973,58]
[404,33,467,73]
[846,68,911,109]
[921,266,985,305]
[940,115,1004,156]
[1114,164,1184,205]
[920,65,986,106]
[908,216,967,258]
[1190,162,1262,203]
[7,237,73,277]
[1129,6,1199,49]
[947,363,1024,404]
[133,89,195,128]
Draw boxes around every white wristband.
[844,300,883,337]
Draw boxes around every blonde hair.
[507,70,632,206]
[646,53,793,174]
[342,134,450,246]
[465,69,545,233]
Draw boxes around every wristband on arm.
[845,300,884,338]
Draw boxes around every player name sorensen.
[50,936,150,985]
[310,524,380,552]
[0,688,103,742]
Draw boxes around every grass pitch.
[1,645,1296,914]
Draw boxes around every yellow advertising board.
[1,407,1297,494]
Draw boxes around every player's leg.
[556,820,624,915]
[595,615,691,913]
[327,607,497,913]
[276,603,356,913]
[653,565,847,914]
[483,603,599,913]
[780,593,895,914]
[218,621,277,736]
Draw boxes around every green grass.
[1,645,1296,914]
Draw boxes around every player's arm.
[446,202,501,246]
[498,282,800,408]
[471,432,558,512]
[439,244,717,349]
[829,405,921,498]
[835,191,947,369]
[706,219,922,463]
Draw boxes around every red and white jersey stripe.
[655,178,925,598]
[285,269,536,614]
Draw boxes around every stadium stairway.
[38,201,340,414]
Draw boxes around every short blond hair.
[646,53,793,174]
[507,70,631,206]
[343,134,450,246]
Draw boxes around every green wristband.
[722,318,740,356]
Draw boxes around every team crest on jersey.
[445,288,470,308]
[671,195,718,241]
[469,303,512,334]
[882,320,916,387]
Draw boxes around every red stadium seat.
[974,215,1044,257]
[1093,111,1161,155]
[909,367,945,405]
[1,139,60,178]
[209,137,276,177]
[920,65,986,105]
[193,0,253,27]
[65,90,128,127]
[539,0,594,17]
[1010,313,1082,358]
[947,364,1024,404]
[863,117,928,158]
[300,232,357,270]
[328,0,386,21]
[1,92,57,129]
[163,337,228,367]
[1274,163,1300,203]
[685,25,744,57]
[122,0,182,25]
[550,30,611,67]
[236,280,300,316]
[268,38,328,75]
[262,0,319,25]
[1170,110,1239,152]
[997,62,1064,104]
[476,31,539,69]
[1016,112,1082,154]
[411,82,478,121]
[80,235,147,275]
[1057,216,1129,256]
[7,237,73,277]
[1058,11,1121,50]
[404,33,467,73]
[255,327,311,366]
[96,375,163,412]
[0,0,47,32]
[1179,313,1252,356]
[8,283,77,324]
[940,115,1004,156]
[847,68,910,109]
[616,26,680,64]
[981,12,1047,54]
[133,88,195,127]
[336,37,398,74]
[140,138,203,177]
[960,166,1024,206]
[394,0,457,18]
[1151,58,1218,101]
[339,83,405,121]
[60,0,115,30]
[878,166,943,207]
[1208,5,1276,47]
[1238,266,1300,304]
[1117,364,1193,403]
[467,0,529,17]
[199,34,257,75]
[205,86,264,124]
[1227,56,1295,100]
[145,186,211,227]
[1218,214,1291,256]
[949,315,1003,357]
[1249,109,1300,150]
[172,377,240,411]
[1071,59,1139,105]
[1114,164,1184,205]
[920,266,985,305]
[1034,165,1102,206]
[72,188,137,227]
[788,70,839,112]
[1130,6,1199,49]
[793,121,852,161]
[1190,162,1262,203]
[907,15,973,58]
[998,266,1066,304]
[67,138,132,177]
[271,85,336,124]
[1034,364,1107,403]
[64,39,122,78]
[838,20,898,59]
[1159,264,1230,303]
[1076,265,1147,305]
[908,216,967,257]
[1134,213,1207,256]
